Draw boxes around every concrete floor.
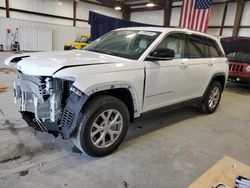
[0,52,250,188]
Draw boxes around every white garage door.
[20,26,52,51]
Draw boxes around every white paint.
[170,7,181,27]
[241,1,250,26]
[130,10,164,26]
[10,12,73,26]
[5,27,227,117]
[0,10,5,17]
[238,29,250,37]
[0,0,5,6]
[222,28,233,37]
[77,1,122,20]
[9,0,73,18]
[19,26,52,51]
[224,2,236,26]
[4,0,121,28]
[207,28,220,36]
[0,17,89,51]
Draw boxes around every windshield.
[227,52,250,62]
[84,30,161,60]
[75,36,89,43]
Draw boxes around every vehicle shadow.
[225,82,250,95]
[125,106,201,142]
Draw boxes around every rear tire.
[200,81,222,114]
[73,95,129,157]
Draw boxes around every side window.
[187,35,206,58]
[155,33,187,58]
[207,38,224,57]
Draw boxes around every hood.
[221,37,250,54]
[5,50,129,76]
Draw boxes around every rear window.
[187,35,206,58]
[206,38,224,57]
[187,34,224,58]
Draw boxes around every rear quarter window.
[206,38,224,58]
[187,35,206,58]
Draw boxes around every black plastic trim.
[53,63,110,75]
[139,97,203,120]
[202,72,227,98]
[61,92,88,139]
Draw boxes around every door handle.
[180,62,188,69]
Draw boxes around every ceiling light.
[114,6,122,10]
[58,1,63,6]
[146,3,155,7]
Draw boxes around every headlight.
[246,66,250,72]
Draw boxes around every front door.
[143,33,189,112]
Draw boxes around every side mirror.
[146,48,175,61]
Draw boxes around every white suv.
[5,27,228,157]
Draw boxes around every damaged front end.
[14,72,87,138]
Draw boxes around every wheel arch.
[203,72,226,97]
[84,86,138,122]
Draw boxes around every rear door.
[182,34,213,99]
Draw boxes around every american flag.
[179,0,213,33]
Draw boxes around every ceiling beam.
[163,0,172,27]
[130,6,162,12]
[220,3,228,36]
[79,0,111,8]
[73,0,77,27]
[5,0,9,18]
[233,0,245,37]
[152,0,165,8]
[122,4,131,20]
[96,0,116,8]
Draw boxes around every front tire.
[73,95,129,157]
[200,81,222,114]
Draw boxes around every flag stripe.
[190,6,197,29]
[179,0,184,27]
[188,0,194,28]
[179,0,213,32]
[199,10,206,32]
[183,0,189,28]
[204,9,211,32]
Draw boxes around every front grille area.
[61,108,74,128]
[229,63,244,73]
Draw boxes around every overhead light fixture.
[114,6,122,10]
[146,3,155,7]
[58,1,63,6]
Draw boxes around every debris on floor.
[189,156,250,188]
[0,86,8,94]
[0,68,15,74]
[19,170,29,177]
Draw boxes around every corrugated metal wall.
[19,26,52,51]
[0,17,90,51]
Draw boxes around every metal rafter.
[233,0,245,37]
[5,0,9,18]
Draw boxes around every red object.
[229,61,250,78]
[179,0,212,32]
[6,28,11,33]
[221,37,250,84]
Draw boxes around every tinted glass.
[207,38,224,57]
[155,33,187,58]
[227,52,250,62]
[188,35,206,58]
[84,30,161,60]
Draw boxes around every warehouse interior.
[0,0,250,188]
